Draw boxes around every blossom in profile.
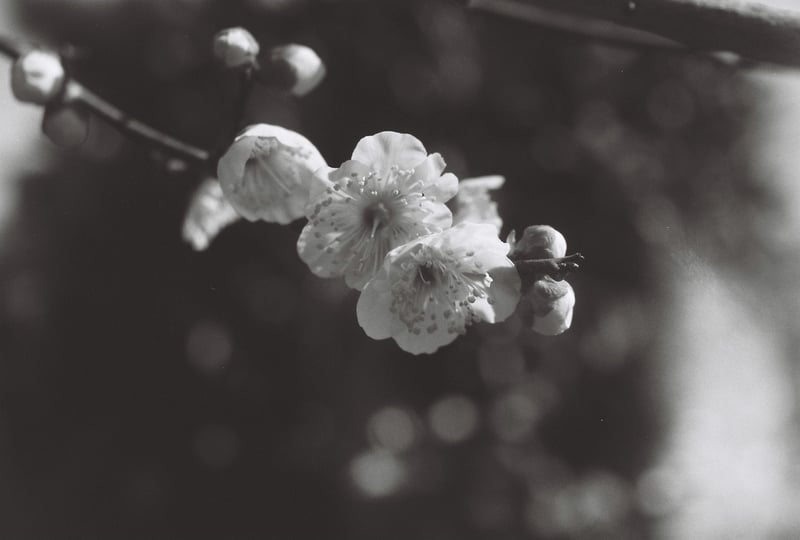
[212,27,260,69]
[11,50,65,105]
[217,123,327,224]
[357,222,521,355]
[298,131,458,290]
[182,178,241,251]
[452,175,504,234]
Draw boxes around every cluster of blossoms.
[190,126,577,354]
[5,26,576,354]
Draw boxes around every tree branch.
[0,36,210,163]
[65,82,209,162]
[469,0,800,68]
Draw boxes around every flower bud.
[508,225,567,260]
[42,103,89,148]
[212,27,260,69]
[11,50,65,105]
[528,277,575,336]
[217,123,327,224]
[269,44,325,96]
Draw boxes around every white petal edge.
[351,131,428,178]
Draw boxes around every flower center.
[363,200,393,236]
[416,263,440,286]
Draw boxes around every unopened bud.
[213,27,260,69]
[528,277,575,336]
[269,44,325,96]
[217,123,327,223]
[508,225,567,260]
[11,50,65,105]
[42,103,90,148]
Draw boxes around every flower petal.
[297,197,353,278]
[485,265,522,322]
[182,178,240,250]
[357,273,394,340]
[391,313,460,355]
[425,171,459,204]
[460,175,505,193]
[352,132,428,177]
[453,175,505,233]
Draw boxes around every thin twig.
[0,35,23,58]
[514,252,585,281]
[469,0,800,68]
[64,82,210,162]
[0,37,210,163]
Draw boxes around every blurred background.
[1,0,800,538]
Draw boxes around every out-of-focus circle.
[349,449,407,497]
[186,320,232,376]
[491,391,541,442]
[428,395,479,444]
[366,406,418,453]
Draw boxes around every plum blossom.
[452,175,505,234]
[217,123,327,224]
[298,131,458,290]
[182,178,241,251]
[356,222,521,355]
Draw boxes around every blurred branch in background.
[0,35,209,163]
[469,0,800,67]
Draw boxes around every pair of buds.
[8,28,326,147]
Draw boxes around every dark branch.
[470,0,800,68]
[1,37,210,163]
[65,82,209,162]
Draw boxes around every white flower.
[213,27,260,68]
[182,178,241,251]
[270,44,326,96]
[11,50,65,105]
[217,123,327,224]
[452,175,504,234]
[357,222,521,355]
[528,277,575,336]
[298,131,458,290]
